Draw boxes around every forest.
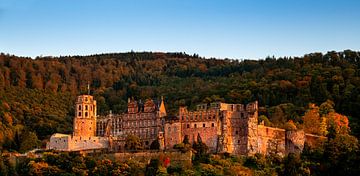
[0,50,360,175]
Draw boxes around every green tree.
[150,139,160,150]
[145,159,160,176]
[125,135,143,151]
[19,131,39,153]
[192,133,209,164]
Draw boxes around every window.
[211,123,214,127]
[194,124,197,128]
[85,105,88,110]
[78,105,81,110]
[238,140,240,144]
[187,124,190,128]
[78,112,81,117]
[203,124,206,127]
[236,131,239,135]
[85,112,88,117]
[85,97,88,101]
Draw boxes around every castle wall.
[68,136,109,151]
[285,130,305,154]
[176,107,220,152]
[48,134,71,151]
[257,125,286,156]
[48,134,108,151]
[181,120,219,152]
[164,121,182,149]
[304,133,327,148]
[222,110,249,155]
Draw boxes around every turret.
[73,94,97,137]
[127,98,138,114]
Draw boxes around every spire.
[159,96,166,117]
[87,83,90,95]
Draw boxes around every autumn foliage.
[303,102,350,136]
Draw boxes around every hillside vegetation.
[0,51,360,143]
[0,51,360,175]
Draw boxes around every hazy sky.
[0,0,359,59]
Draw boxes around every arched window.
[78,105,81,110]
[85,105,88,110]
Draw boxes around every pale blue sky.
[0,0,359,59]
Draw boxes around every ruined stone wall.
[257,125,286,156]
[219,102,259,155]
[245,102,259,155]
[181,120,219,151]
[304,133,327,148]
[285,130,305,154]
[164,121,182,149]
[176,107,220,152]
[222,110,249,155]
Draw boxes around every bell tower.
[73,94,97,137]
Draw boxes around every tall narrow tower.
[73,95,97,137]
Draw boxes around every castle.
[48,93,324,156]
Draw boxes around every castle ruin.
[48,93,325,156]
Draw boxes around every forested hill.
[1,50,360,150]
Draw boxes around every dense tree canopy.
[0,50,360,154]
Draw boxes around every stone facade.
[96,98,167,150]
[48,93,325,156]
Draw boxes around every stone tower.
[245,101,259,155]
[73,95,97,137]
